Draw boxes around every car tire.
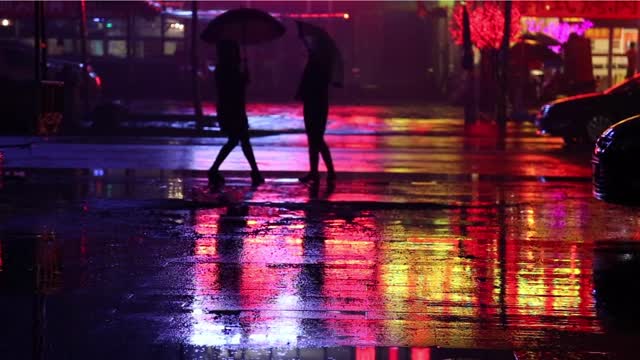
[586,115,614,143]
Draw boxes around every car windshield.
[604,75,640,95]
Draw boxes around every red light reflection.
[411,348,431,360]
[189,182,605,347]
[356,347,376,360]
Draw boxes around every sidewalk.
[76,100,544,140]
[81,100,468,137]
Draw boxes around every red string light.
[450,1,521,49]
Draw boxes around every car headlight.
[594,128,614,154]
[539,104,551,117]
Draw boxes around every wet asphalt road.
[1,110,640,359]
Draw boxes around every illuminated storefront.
[516,0,640,90]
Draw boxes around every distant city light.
[92,17,101,23]
[158,6,350,21]
[170,22,185,31]
[106,22,113,28]
[1,19,10,27]
[286,12,352,19]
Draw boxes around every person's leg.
[299,103,321,182]
[299,132,320,183]
[239,135,264,185]
[308,131,321,174]
[209,136,239,178]
[318,139,334,179]
[317,101,334,180]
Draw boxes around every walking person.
[296,28,336,185]
[208,40,264,187]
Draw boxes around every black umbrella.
[295,20,344,88]
[200,8,285,45]
[511,41,562,66]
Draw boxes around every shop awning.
[515,0,640,20]
[0,1,161,18]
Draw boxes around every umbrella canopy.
[520,32,561,47]
[295,20,344,88]
[510,41,562,69]
[200,8,285,45]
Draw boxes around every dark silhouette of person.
[626,42,637,79]
[296,35,336,185]
[208,40,264,187]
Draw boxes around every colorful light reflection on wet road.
[1,105,640,358]
[177,179,635,350]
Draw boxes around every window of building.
[108,40,127,58]
[163,40,185,57]
[163,40,178,56]
[164,18,185,38]
[89,39,104,56]
[47,38,65,56]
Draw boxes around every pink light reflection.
[356,347,376,360]
[525,18,594,53]
[411,348,431,360]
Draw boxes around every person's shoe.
[298,172,320,183]
[251,171,265,186]
[207,170,225,186]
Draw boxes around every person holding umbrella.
[295,21,339,185]
[207,39,264,187]
[201,8,285,187]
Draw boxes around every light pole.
[191,1,203,130]
[462,5,476,128]
[79,0,89,115]
[496,0,511,148]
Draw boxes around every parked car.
[0,40,102,133]
[592,114,640,204]
[535,73,640,145]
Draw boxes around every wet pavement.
[1,106,640,359]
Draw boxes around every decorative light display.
[450,1,522,49]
